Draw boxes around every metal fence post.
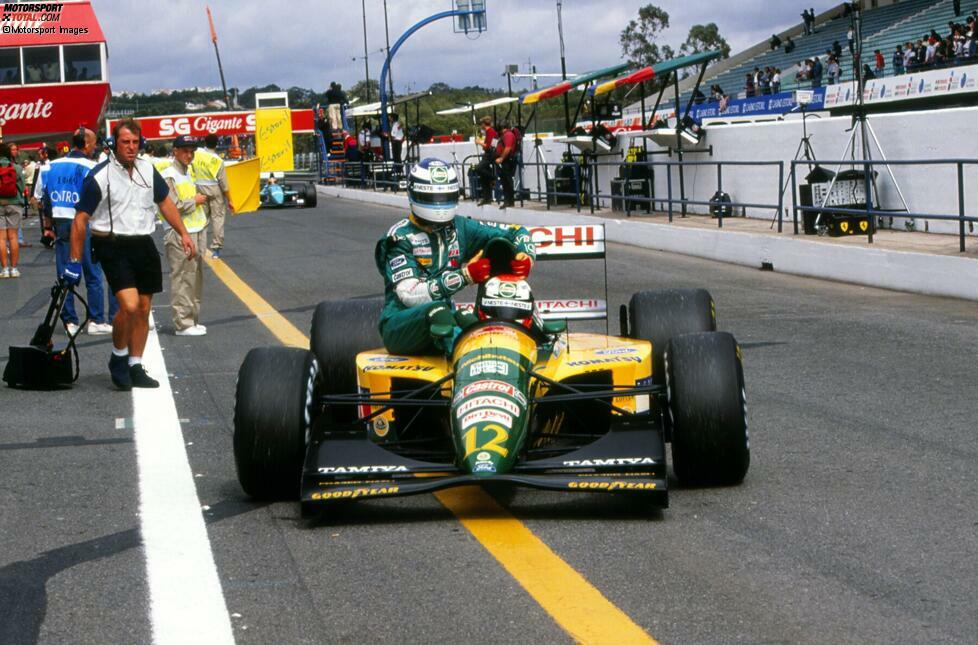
[717,163,723,229]
[790,161,799,235]
[777,161,785,233]
[958,161,966,253]
[667,163,674,222]
[864,159,874,244]
[589,155,596,214]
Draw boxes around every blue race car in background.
[260,174,318,208]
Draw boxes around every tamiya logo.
[562,457,656,467]
[318,465,409,474]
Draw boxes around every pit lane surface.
[1,198,976,644]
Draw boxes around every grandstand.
[681,0,977,103]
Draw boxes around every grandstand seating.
[677,0,977,107]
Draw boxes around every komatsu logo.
[561,457,656,467]
[318,465,409,474]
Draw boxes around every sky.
[96,0,832,95]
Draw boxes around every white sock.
[112,346,128,357]
[128,356,142,367]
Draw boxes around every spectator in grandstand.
[784,36,796,54]
[826,56,840,85]
[847,26,855,55]
[325,82,346,131]
[744,73,755,98]
[833,40,843,59]
[795,61,809,85]
[954,0,961,18]
[811,56,823,88]
[770,34,782,50]
[893,46,905,76]
[772,69,782,94]
[862,64,875,81]
[801,9,811,36]
[903,42,916,71]
[0,143,24,279]
[874,50,885,77]
[759,68,771,95]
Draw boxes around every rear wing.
[476,223,609,323]
[456,299,608,322]
[529,225,605,260]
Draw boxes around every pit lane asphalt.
[1,199,976,644]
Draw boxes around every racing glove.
[509,252,533,279]
[462,252,491,284]
[61,261,82,287]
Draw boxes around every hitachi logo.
[318,465,409,474]
[561,457,656,467]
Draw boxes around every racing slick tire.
[304,183,318,208]
[233,347,320,499]
[310,298,384,421]
[665,331,749,486]
[628,289,716,386]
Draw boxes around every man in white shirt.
[64,119,197,390]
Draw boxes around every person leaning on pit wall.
[0,142,24,278]
[163,135,209,337]
[191,133,233,260]
[63,119,197,391]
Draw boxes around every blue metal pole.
[379,9,480,159]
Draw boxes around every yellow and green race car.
[233,224,749,513]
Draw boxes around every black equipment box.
[611,178,651,213]
[546,177,582,207]
[800,167,875,236]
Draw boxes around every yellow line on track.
[206,255,657,645]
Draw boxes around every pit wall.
[418,105,978,237]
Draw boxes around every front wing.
[301,419,668,510]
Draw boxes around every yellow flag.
[225,158,261,215]
[255,107,294,172]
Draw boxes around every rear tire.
[310,298,384,421]
[665,332,749,486]
[628,289,716,385]
[304,183,318,207]
[233,347,319,499]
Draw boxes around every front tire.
[665,331,749,486]
[233,347,319,499]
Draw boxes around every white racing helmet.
[408,158,459,225]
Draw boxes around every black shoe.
[109,354,132,391]
[129,364,160,389]
[476,199,492,207]
[503,201,516,208]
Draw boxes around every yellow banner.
[255,107,294,172]
[225,158,261,215]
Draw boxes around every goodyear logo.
[311,486,400,500]
[567,481,657,491]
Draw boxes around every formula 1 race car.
[233,224,749,513]
[259,173,318,208]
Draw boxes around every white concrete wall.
[420,105,978,237]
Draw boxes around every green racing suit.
[374,214,536,354]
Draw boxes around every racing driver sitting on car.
[375,158,536,355]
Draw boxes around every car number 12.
[462,423,509,459]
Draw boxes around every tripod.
[814,3,912,236]
[773,104,819,229]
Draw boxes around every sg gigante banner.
[106,109,314,140]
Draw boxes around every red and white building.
[0,1,110,143]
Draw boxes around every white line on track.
[133,315,235,644]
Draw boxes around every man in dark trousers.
[475,115,498,206]
[494,122,517,209]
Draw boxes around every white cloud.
[95,0,828,93]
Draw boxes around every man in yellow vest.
[162,135,209,336]
[192,134,233,259]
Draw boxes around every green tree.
[349,79,380,103]
[619,4,675,68]
[680,23,731,60]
